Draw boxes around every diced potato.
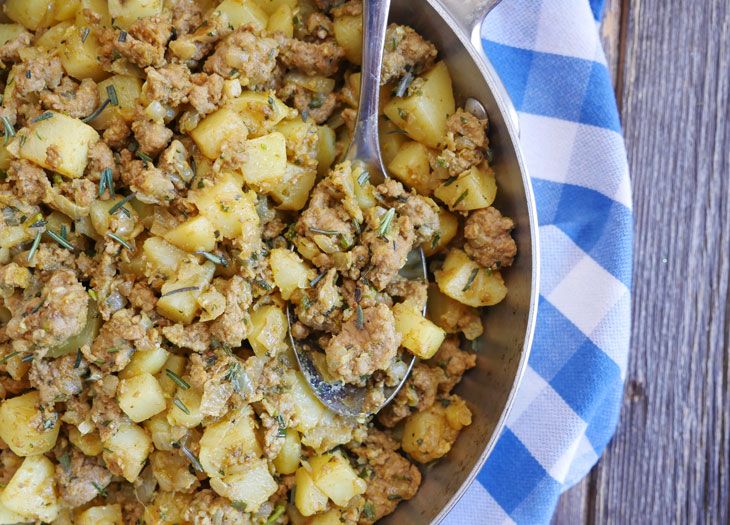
[275,117,317,156]
[227,91,293,137]
[434,249,507,307]
[351,162,377,209]
[76,504,123,525]
[53,0,81,22]
[0,391,60,456]
[0,144,12,172]
[34,21,73,49]
[189,173,258,239]
[108,0,162,29]
[210,458,277,512]
[248,305,288,356]
[157,259,215,324]
[317,125,337,176]
[156,354,186,398]
[288,371,328,433]
[80,0,112,26]
[58,24,108,81]
[309,451,367,506]
[310,509,344,525]
[401,396,472,463]
[433,163,496,212]
[143,492,192,525]
[270,248,314,300]
[89,197,140,238]
[93,75,143,129]
[144,413,187,451]
[190,107,248,159]
[384,61,456,148]
[379,118,409,166]
[333,14,362,65]
[102,422,153,482]
[0,491,27,525]
[240,132,287,192]
[269,163,316,211]
[0,23,26,46]
[427,284,483,340]
[4,0,53,30]
[422,207,458,256]
[215,0,268,32]
[8,111,99,178]
[117,373,167,422]
[68,427,103,456]
[393,302,446,359]
[120,346,170,379]
[143,236,188,278]
[167,385,204,428]
[273,429,301,475]
[164,215,216,252]
[199,405,261,478]
[251,0,296,15]
[388,140,438,195]
[0,455,58,522]
[294,467,328,517]
[267,4,293,36]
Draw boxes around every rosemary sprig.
[73,350,82,368]
[0,351,19,364]
[195,250,228,266]
[117,31,127,43]
[81,98,111,123]
[378,208,396,237]
[443,175,458,186]
[180,444,203,472]
[107,193,135,216]
[47,230,75,251]
[98,167,114,197]
[31,112,53,123]
[165,368,190,389]
[173,397,190,415]
[355,304,364,330]
[431,231,441,249]
[265,505,286,525]
[309,272,326,287]
[107,232,132,251]
[462,268,479,292]
[106,84,119,106]
[452,189,469,209]
[27,230,42,262]
[393,69,414,98]
[91,481,108,498]
[81,27,90,43]
[253,279,272,291]
[1,116,15,145]
[160,286,198,298]
[309,227,340,236]
[136,151,153,165]
[357,170,370,186]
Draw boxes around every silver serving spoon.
[289,0,428,418]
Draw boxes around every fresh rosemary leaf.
[107,232,132,251]
[265,505,286,525]
[106,84,119,106]
[81,98,111,123]
[1,116,15,145]
[0,351,19,364]
[107,193,135,215]
[136,150,153,165]
[378,208,396,237]
[180,444,203,472]
[452,189,469,208]
[81,27,90,43]
[165,368,190,389]
[173,397,190,415]
[309,227,340,236]
[357,170,370,186]
[195,250,228,266]
[160,286,199,298]
[309,272,326,287]
[47,230,75,251]
[91,481,108,498]
[31,112,53,123]
[393,69,414,97]
[356,304,364,330]
[27,230,42,262]
[462,268,479,292]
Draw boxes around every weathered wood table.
[551,0,730,522]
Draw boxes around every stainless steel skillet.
[380,1,539,522]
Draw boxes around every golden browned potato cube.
[166,385,204,428]
[156,353,186,398]
[227,91,293,137]
[190,107,249,159]
[384,61,455,148]
[294,467,328,517]
[34,20,73,49]
[199,405,262,478]
[269,163,317,211]
[270,248,314,299]
[216,0,268,32]
[8,111,99,178]
[107,0,162,29]
[120,346,170,379]
[433,162,497,212]
[68,427,103,456]
[388,140,438,195]
[251,0,296,14]
[4,0,53,30]
[240,131,288,192]
[317,125,337,176]
[156,259,215,324]
[309,451,367,506]
[434,249,508,307]
[0,23,26,46]
[402,396,472,463]
[333,13,362,65]
[189,172,258,239]
[143,236,188,279]
[52,0,80,21]
[58,24,108,81]
[143,492,193,525]
[422,207,459,257]
[102,422,153,482]
[0,391,60,456]
[163,215,216,252]
[248,304,288,356]
[427,283,484,340]
[0,454,59,522]
[209,458,277,512]
[93,75,143,130]
[76,504,123,525]
[267,4,294,36]
[393,302,446,359]
[117,372,167,422]
[274,429,301,475]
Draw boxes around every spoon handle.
[345,0,391,172]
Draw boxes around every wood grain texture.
[554,0,730,522]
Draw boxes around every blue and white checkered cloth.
[444,1,632,523]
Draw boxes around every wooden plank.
[556,0,730,522]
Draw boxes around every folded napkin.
[444,1,632,522]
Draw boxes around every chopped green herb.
[88,289,98,301]
[232,500,247,512]
[356,304,364,330]
[357,170,370,186]
[452,189,469,208]
[180,444,204,472]
[31,112,53,123]
[254,279,272,291]
[173,397,190,415]
[431,231,441,249]
[108,193,135,216]
[378,208,396,237]
[27,230,42,262]
[443,175,458,186]
[59,224,67,240]
[309,272,326,287]
[462,268,479,292]
[309,227,340,236]
[265,504,286,525]
[387,494,403,501]
[92,481,108,498]
[275,414,287,438]
[160,286,199,298]
[0,351,19,364]
[21,354,33,362]
[81,27,91,43]
[74,349,83,368]
[195,250,228,266]
[136,150,153,165]
[308,95,324,109]
[1,116,15,145]
[439,398,452,407]
[47,230,75,251]
[393,69,414,98]
[166,368,190,389]
[117,31,127,43]
[106,84,119,106]
[107,232,132,251]
[99,167,114,197]
[82,99,111,123]
[59,453,71,473]
[363,501,376,520]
